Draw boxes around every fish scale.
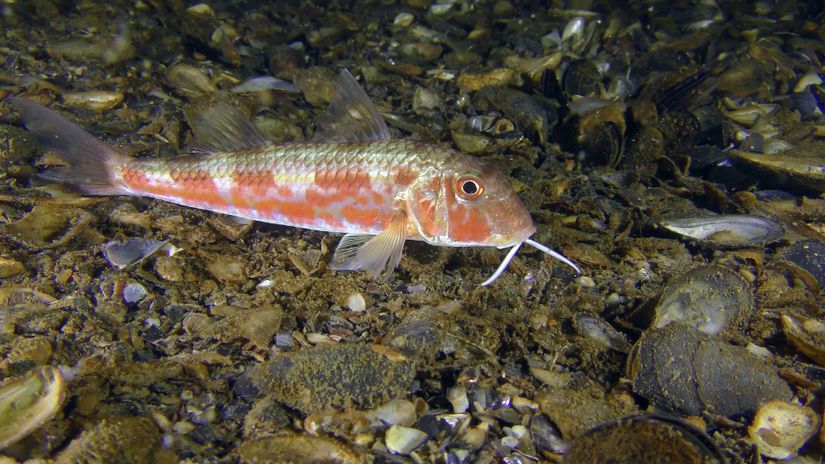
[117,140,447,236]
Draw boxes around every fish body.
[12,70,579,284]
[114,139,533,247]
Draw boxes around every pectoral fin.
[330,212,407,277]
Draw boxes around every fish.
[10,69,580,285]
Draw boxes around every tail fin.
[10,97,133,196]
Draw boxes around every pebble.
[0,257,25,278]
[447,386,469,413]
[346,292,367,312]
[385,425,428,454]
[393,12,414,27]
[365,399,417,427]
[186,3,215,18]
[122,283,148,304]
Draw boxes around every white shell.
[748,400,820,460]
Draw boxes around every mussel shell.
[659,215,784,248]
[729,144,825,194]
[622,126,664,177]
[688,145,727,171]
[783,239,825,291]
[563,60,602,98]
[561,414,726,464]
[628,323,792,417]
[653,265,753,335]
[658,108,700,151]
[583,122,624,167]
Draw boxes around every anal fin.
[330,211,406,277]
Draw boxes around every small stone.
[155,256,185,282]
[365,399,417,427]
[397,42,443,63]
[346,292,367,312]
[393,13,414,27]
[205,254,247,283]
[385,425,428,454]
[186,3,214,17]
[122,283,148,304]
[0,258,25,278]
[447,386,469,413]
[429,3,452,15]
[412,87,442,114]
[577,276,596,287]
[173,421,196,435]
[493,0,514,17]
[460,426,487,450]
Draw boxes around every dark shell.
[562,414,726,464]
[627,324,792,417]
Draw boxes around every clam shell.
[659,215,784,248]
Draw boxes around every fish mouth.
[480,238,581,286]
[489,227,536,249]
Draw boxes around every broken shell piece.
[659,215,784,249]
[102,239,174,269]
[364,399,417,427]
[782,314,825,366]
[0,366,66,449]
[230,76,299,94]
[575,314,631,353]
[748,400,820,460]
[385,425,428,455]
[653,265,753,335]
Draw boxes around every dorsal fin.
[312,69,391,142]
[184,101,272,153]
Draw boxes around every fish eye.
[456,174,484,200]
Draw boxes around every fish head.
[407,156,536,248]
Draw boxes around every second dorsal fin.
[312,69,391,142]
[184,101,273,153]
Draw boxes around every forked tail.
[10,97,132,196]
